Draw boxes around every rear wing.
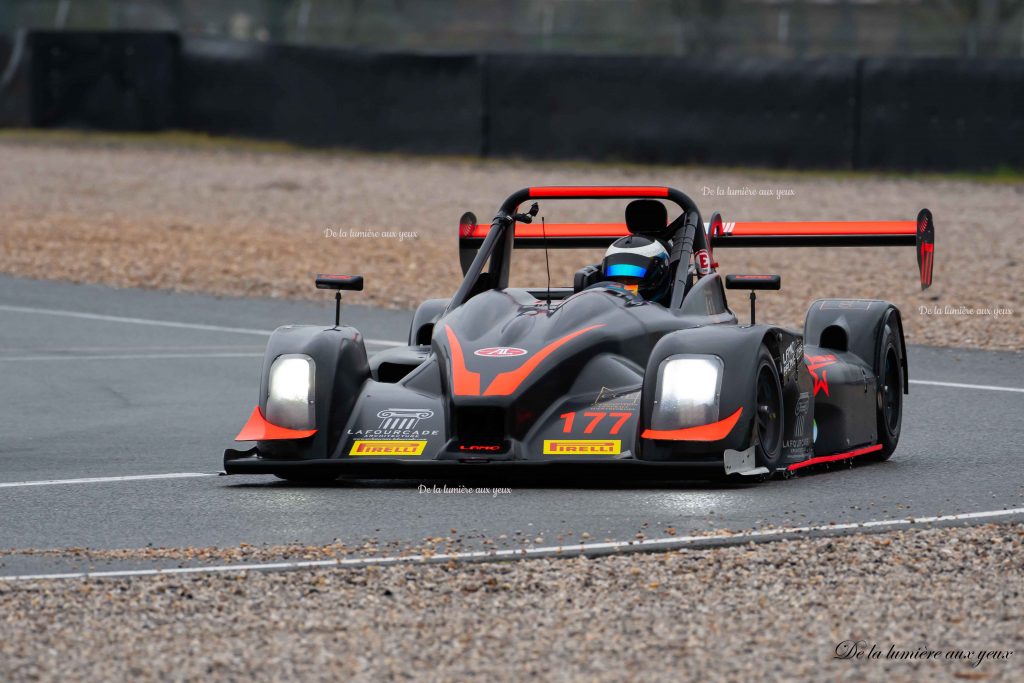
[707,208,935,289]
[458,208,935,289]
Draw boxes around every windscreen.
[505,199,683,290]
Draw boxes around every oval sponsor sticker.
[474,347,527,357]
[695,249,711,275]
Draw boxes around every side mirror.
[316,274,364,291]
[316,274,363,327]
[724,274,781,291]
[725,274,780,324]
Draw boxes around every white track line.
[2,305,1016,370]
[0,473,217,488]
[0,304,404,347]
[0,304,271,335]
[0,353,264,362]
[910,379,1024,394]
[1,345,266,353]
[3,506,1022,582]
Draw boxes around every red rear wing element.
[714,220,915,238]
[457,209,934,289]
[709,208,935,290]
[461,222,631,244]
[709,220,916,244]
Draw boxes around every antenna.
[513,203,548,310]
[541,215,552,311]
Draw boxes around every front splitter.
[223,453,727,478]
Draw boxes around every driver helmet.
[602,235,670,302]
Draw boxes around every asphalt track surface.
[1,275,1022,578]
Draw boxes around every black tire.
[753,346,785,471]
[872,320,904,461]
[273,469,336,484]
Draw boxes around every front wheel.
[872,321,904,461]
[753,346,785,471]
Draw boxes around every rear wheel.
[872,321,904,461]
[753,347,785,471]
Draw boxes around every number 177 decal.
[559,411,633,435]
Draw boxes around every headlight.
[650,355,723,430]
[266,354,315,430]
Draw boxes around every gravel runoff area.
[0,133,1021,350]
[1,523,1020,683]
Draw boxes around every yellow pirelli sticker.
[543,439,621,455]
[349,440,427,456]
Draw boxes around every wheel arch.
[638,324,791,460]
[804,298,908,394]
[409,298,451,346]
[254,325,371,460]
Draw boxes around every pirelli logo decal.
[349,440,426,456]
[543,439,620,455]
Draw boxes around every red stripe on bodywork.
[444,325,481,396]
[528,186,669,198]
[641,407,743,442]
[482,325,605,396]
[786,444,883,471]
[235,406,316,441]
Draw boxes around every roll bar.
[447,186,706,314]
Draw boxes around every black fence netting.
[486,55,857,168]
[28,31,178,130]
[0,32,33,126]
[1,31,1021,170]
[858,57,1024,170]
[181,37,483,154]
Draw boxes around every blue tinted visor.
[605,263,647,278]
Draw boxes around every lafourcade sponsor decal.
[349,440,426,456]
[347,408,439,438]
[543,439,620,455]
[376,408,433,431]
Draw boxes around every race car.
[223,186,935,482]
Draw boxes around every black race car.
[224,186,935,481]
